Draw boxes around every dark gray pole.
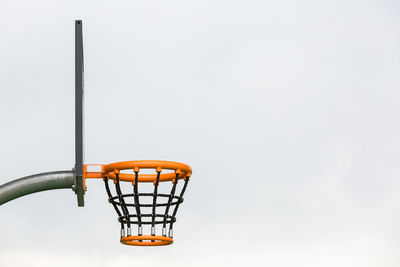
[75,20,85,206]
[0,171,74,205]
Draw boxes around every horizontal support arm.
[0,171,74,205]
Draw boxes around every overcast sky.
[1,0,400,266]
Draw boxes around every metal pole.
[0,171,74,205]
[75,20,85,206]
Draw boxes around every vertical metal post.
[75,20,84,206]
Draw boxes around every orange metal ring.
[83,160,192,189]
[120,235,173,246]
[105,160,192,183]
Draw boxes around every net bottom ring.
[120,235,173,246]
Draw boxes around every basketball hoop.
[84,160,192,246]
[0,21,195,248]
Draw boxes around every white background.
[1,1,400,266]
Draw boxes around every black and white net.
[103,171,190,241]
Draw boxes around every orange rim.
[120,235,173,246]
[83,160,192,184]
